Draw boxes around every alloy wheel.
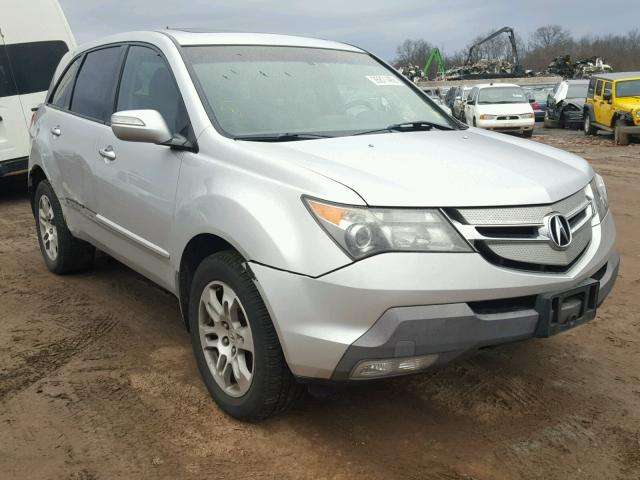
[38,195,58,261]
[198,281,254,397]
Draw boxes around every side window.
[50,57,81,109]
[70,47,122,123]
[587,77,596,98]
[595,79,604,97]
[0,46,17,98]
[4,41,69,96]
[603,81,612,98]
[116,46,189,136]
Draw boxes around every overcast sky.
[59,0,640,61]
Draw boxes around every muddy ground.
[1,126,639,479]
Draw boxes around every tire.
[614,118,630,146]
[583,114,597,136]
[34,180,95,274]
[523,129,533,138]
[188,251,303,421]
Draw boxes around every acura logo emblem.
[546,213,572,249]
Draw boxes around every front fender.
[170,135,362,278]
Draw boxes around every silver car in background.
[29,31,618,420]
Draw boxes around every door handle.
[51,126,61,137]
[99,146,116,161]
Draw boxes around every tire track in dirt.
[0,315,118,401]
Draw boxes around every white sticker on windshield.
[366,75,403,86]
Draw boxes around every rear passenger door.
[593,79,606,125]
[94,45,190,286]
[42,46,123,230]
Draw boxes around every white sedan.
[464,83,535,138]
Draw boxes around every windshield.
[183,46,456,138]
[566,83,588,98]
[478,86,527,104]
[527,88,552,103]
[616,79,640,98]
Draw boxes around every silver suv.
[29,31,619,420]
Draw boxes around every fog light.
[350,354,439,379]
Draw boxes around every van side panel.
[0,0,75,172]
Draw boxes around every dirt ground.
[1,126,639,480]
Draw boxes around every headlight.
[589,173,608,221]
[636,110,640,118]
[304,198,471,259]
[520,113,534,119]
[479,114,497,120]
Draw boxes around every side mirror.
[603,92,612,102]
[111,110,173,144]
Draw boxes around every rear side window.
[587,78,596,98]
[70,47,122,122]
[595,80,604,97]
[51,58,81,109]
[0,46,17,97]
[3,41,69,95]
[116,45,189,136]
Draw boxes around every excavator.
[422,48,446,80]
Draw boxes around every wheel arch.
[28,165,48,215]
[178,232,246,330]
[583,103,595,121]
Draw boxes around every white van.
[0,0,74,178]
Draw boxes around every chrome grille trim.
[448,188,594,270]
[456,190,588,225]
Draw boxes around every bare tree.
[529,25,571,50]
[394,39,433,67]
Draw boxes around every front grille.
[447,189,594,272]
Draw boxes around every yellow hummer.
[583,72,640,145]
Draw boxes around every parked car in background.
[422,89,452,115]
[584,72,640,145]
[525,87,553,122]
[30,31,618,421]
[544,80,589,129]
[0,0,74,179]
[464,83,535,137]
[445,85,471,121]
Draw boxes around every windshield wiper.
[353,120,454,136]
[234,132,334,142]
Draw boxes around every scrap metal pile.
[444,59,519,80]
[397,64,425,83]
[546,56,613,79]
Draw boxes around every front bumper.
[250,213,617,380]
[476,118,534,132]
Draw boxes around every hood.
[476,103,533,116]
[616,97,640,110]
[564,98,585,109]
[238,129,593,207]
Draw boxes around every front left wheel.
[34,180,95,274]
[188,251,303,421]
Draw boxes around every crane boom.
[464,26,520,71]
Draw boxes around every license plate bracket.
[534,280,600,337]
